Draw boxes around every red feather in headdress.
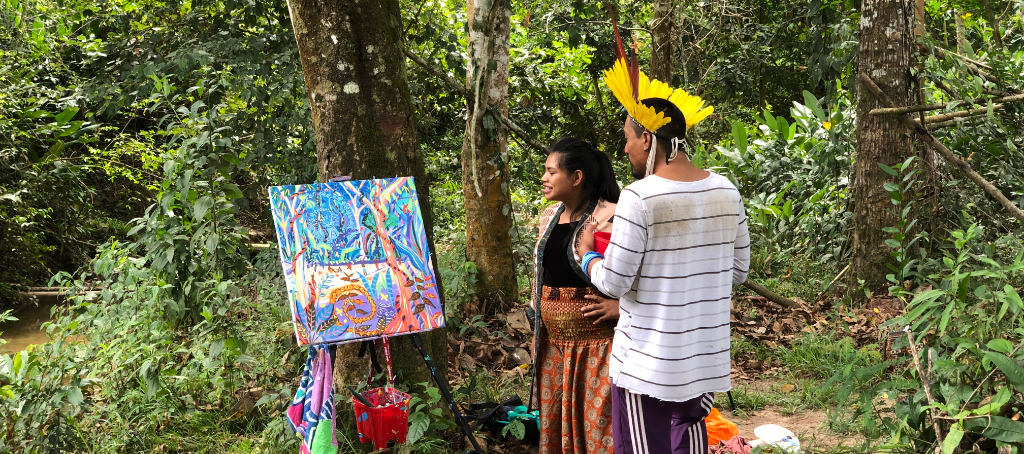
[606,2,639,100]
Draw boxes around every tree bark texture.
[462,0,517,315]
[650,0,674,83]
[850,0,918,293]
[286,0,447,415]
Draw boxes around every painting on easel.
[268,177,444,346]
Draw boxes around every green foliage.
[1,245,303,452]
[708,88,854,265]
[837,220,1024,451]
[881,156,930,292]
[0,0,315,308]
[403,382,455,451]
[1,0,1022,451]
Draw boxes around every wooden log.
[742,280,799,309]
[858,73,1024,223]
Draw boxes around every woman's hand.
[581,294,618,325]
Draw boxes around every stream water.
[1,292,60,355]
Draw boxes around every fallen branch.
[818,264,850,298]
[404,49,549,155]
[858,73,1024,223]
[868,92,1024,116]
[742,280,799,309]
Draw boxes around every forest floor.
[449,292,904,453]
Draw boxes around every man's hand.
[581,294,618,325]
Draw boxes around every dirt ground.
[724,407,860,452]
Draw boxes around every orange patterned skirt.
[538,286,615,454]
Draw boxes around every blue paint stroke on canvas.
[268,177,444,345]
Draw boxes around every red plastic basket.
[594,231,611,255]
[352,387,411,449]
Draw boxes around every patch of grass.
[732,335,774,363]
[726,385,772,415]
[746,249,840,302]
[778,332,882,380]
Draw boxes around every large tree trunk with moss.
[850,0,918,294]
[286,0,447,415]
[650,0,674,83]
[461,0,517,315]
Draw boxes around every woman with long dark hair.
[528,138,620,453]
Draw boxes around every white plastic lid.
[752,424,800,452]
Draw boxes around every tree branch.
[934,46,992,71]
[868,93,1024,116]
[858,73,1024,223]
[921,102,1015,124]
[404,49,549,155]
[903,326,945,453]
[932,46,1000,85]
[924,116,984,130]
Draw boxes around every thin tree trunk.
[955,10,969,56]
[982,0,1003,50]
[850,0,918,294]
[650,0,674,83]
[462,0,517,315]
[914,0,926,37]
[286,0,447,425]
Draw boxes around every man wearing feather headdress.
[576,12,751,454]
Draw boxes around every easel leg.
[409,333,484,453]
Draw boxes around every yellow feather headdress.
[602,13,713,134]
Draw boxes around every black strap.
[357,340,383,382]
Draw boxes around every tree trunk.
[462,0,517,315]
[650,0,674,83]
[850,0,918,294]
[286,0,447,422]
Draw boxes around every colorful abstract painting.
[269,177,444,346]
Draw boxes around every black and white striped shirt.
[591,173,750,402]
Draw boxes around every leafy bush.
[837,220,1024,452]
[702,88,854,265]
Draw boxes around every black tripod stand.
[409,333,484,453]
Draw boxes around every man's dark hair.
[626,98,689,159]
[547,138,621,208]
[641,98,687,141]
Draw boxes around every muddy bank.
[0,289,63,354]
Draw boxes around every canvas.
[269,177,444,345]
